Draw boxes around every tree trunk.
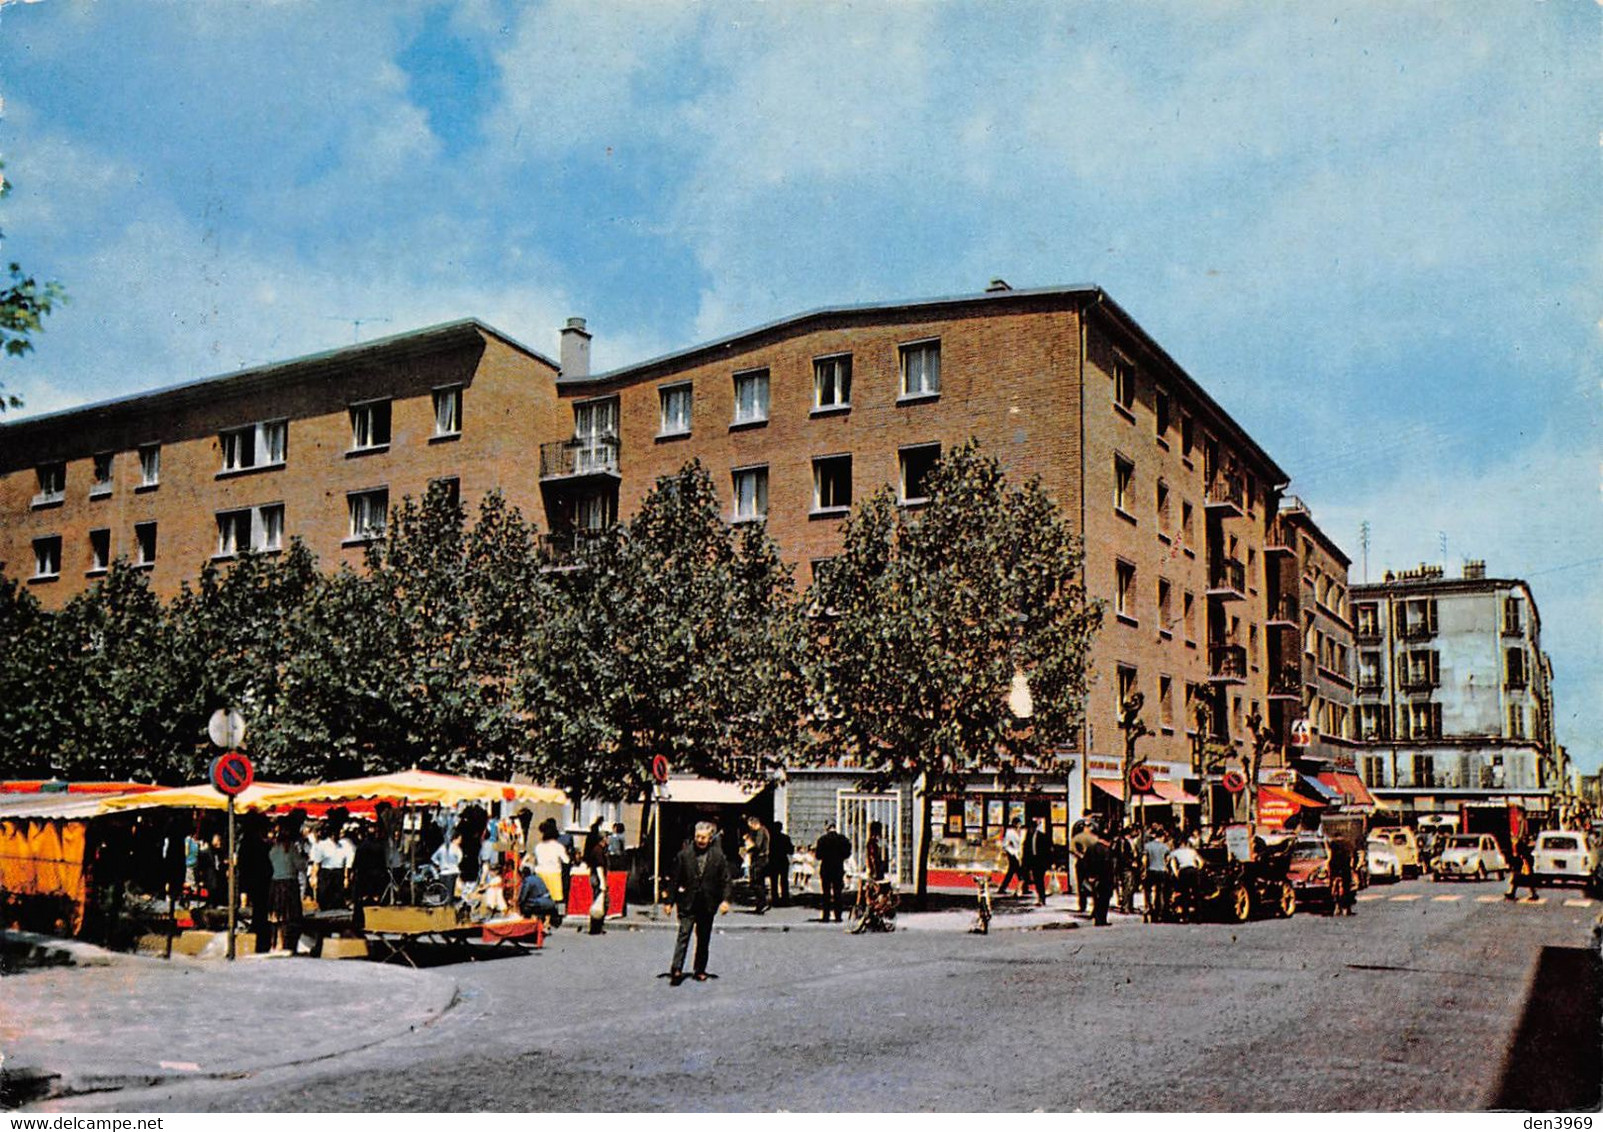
[915,776,932,911]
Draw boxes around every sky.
[0,1,1598,773]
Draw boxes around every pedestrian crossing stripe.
[1357,894,1385,902]
[1563,899,1594,908]
[1431,895,1460,902]
[1390,894,1423,902]
[1476,895,1503,903]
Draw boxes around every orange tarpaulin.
[0,817,91,932]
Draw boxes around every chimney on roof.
[560,317,591,379]
[986,278,1013,293]
[1463,559,1486,580]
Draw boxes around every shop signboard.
[1257,790,1298,830]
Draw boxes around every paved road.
[43,879,1602,1112]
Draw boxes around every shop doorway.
[837,791,901,883]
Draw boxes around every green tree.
[0,573,58,777]
[516,461,809,800]
[806,439,1103,903]
[0,160,67,411]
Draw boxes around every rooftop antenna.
[325,316,391,344]
[1439,530,1448,567]
[1359,520,1371,583]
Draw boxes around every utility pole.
[1360,521,1371,584]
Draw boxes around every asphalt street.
[35,878,1603,1113]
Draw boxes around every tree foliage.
[806,439,1103,897]
[516,461,809,799]
[0,160,67,411]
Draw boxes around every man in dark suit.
[1022,817,1051,906]
[663,821,732,985]
[813,821,851,922]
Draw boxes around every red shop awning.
[1318,771,1378,810]
[1090,778,1199,805]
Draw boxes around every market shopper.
[814,821,852,923]
[530,818,571,911]
[267,823,306,953]
[238,815,274,953]
[1022,817,1051,906]
[1507,832,1540,901]
[1082,830,1116,926]
[1328,837,1357,916]
[583,817,609,935]
[768,820,794,908]
[517,864,559,922]
[1168,835,1203,921]
[743,814,771,913]
[1143,828,1171,921]
[665,821,733,985]
[1070,816,1099,914]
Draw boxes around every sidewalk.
[598,890,1109,933]
[0,932,458,1106]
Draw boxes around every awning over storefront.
[1257,783,1323,830]
[1299,775,1344,806]
[1090,778,1199,805]
[657,777,768,806]
[1317,770,1380,810]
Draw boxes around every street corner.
[1,950,461,1106]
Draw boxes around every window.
[431,476,461,510]
[88,529,111,573]
[221,419,288,473]
[733,369,770,425]
[659,384,692,436]
[1508,703,1526,740]
[1358,652,1382,690]
[1115,559,1136,622]
[1156,479,1171,536]
[1112,357,1136,413]
[1113,456,1134,515]
[1503,597,1523,635]
[1116,666,1138,716]
[1354,603,1379,637]
[31,535,61,579]
[732,466,768,521]
[1159,675,1175,731]
[1183,591,1197,645]
[134,522,157,566]
[813,355,852,410]
[899,444,939,504]
[350,400,392,451]
[433,386,463,437]
[813,455,853,512]
[91,453,114,496]
[1180,500,1195,549]
[575,490,614,532]
[1181,414,1195,460]
[1155,389,1171,439]
[1157,578,1173,637]
[1359,704,1390,741]
[899,340,941,398]
[138,444,161,488]
[572,398,620,474]
[1505,648,1527,688]
[33,462,65,507]
[347,488,389,541]
[216,504,284,557]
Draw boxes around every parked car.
[1287,836,1333,909]
[1432,834,1508,881]
[1532,831,1597,886]
[1370,826,1422,877]
[1365,838,1402,883]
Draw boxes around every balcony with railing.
[1208,644,1247,684]
[1268,664,1303,700]
[1398,621,1435,642]
[1206,557,1246,600]
[1398,671,1438,692]
[1266,595,1298,626]
[539,435,621,481]
[1205,471,1245,515]
[537,527,608,568]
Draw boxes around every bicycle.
[848,877,898,933]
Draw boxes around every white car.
[1532,831,1597,886]
[1365,838,1401,883]
[1432,834,1508,881]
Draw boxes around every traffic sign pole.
[226,794,238,961]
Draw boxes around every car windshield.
[1541,836,1580,851]
[1292,843,1327,860]
[1449,836,1481,849]
[1366,841,1391,855]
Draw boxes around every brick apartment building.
[1349,561,1564,824]
[2,282,1357,875]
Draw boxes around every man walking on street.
[1070,815,1099,914]
[814,820,851,922]
[1083,829,1116,926]
[743,814,771,914]
[664,822,732,985]
[1507,831,1540,902]
[1142,827,1171,922]
[1022,817,1051,906]
[998,817,1026,896]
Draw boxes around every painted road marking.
[1476,895,1503,903]
[1563,899,1593,908]
[1357,894,1385,902]
[1431,895,1461,903]
[1390,894,1423,902]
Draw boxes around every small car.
[1532,831,1598,886]
[1286,836,1333,908]
[1365,838,1402,883]
[1369,827,1422,877]
[1431,834,1508,881]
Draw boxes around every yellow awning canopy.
[255,770,566,809]
[100,782,296,812]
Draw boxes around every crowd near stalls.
[0,772,569,955]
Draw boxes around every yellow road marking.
[1563,898,1593,908]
